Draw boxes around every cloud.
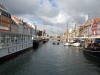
[41,10,70,25]
[37,24,65,34]
[0,0,100,34]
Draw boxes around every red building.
[92,18,100,36]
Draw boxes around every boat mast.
[75,23,76,38]
[67,22,68,42]
[74,11,77,38]
[88,13,90,40]
[85,13,90,47]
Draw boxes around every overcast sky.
[0,0,100,34]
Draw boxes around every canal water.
[0,40,100,75]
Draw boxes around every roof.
[93,18,100,23]
[27,24,34,29]
[23,22,33,29]
[83,20,92,27]
[11,15,23,25]
[0,3,8,12]
[11,19,18,25]
[26,23,33,29]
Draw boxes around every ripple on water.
[0,40,100,75]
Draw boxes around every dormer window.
[98,21,100,29]
[0,10,2,15]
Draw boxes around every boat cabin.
[87,39,100,49]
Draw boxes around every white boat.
[72,42,81,47]
[68,40,75,46]
[70,40,75,43]
[70,39,81,47]
[64,22,69,46]
[64,43,70,46]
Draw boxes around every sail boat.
[72,23,81,47]
[64,22,70,46]
[72,13,81,47]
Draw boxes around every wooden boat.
[83,39,100,59]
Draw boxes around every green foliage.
[50,36,53,38]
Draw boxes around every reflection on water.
[0,40,100,75]
[83,51,100,67]
[83,51,100,74]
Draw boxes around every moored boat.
[83,39,100,59]
[72,42,81,47]
[64,22,69,46]
[64,42,70,46]
[71,39,81,47]
[53,41,59,45]
[43,39,48,43]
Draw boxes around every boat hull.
[72,42,81,47]
[53,42,59,45]
[83,48,100,59]
[64,43,70,46]
[43,39,48,43]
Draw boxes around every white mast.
[74,11,77,38]
[67,22,68,42]
[88,13,90,39]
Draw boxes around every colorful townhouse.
[83,19,93,38]
[92,18,100,37]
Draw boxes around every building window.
[0,33,5,47]
[11,34,14,45]
[6,34,10,46]
[18,35,21,44]
[98,30,100,35]
[0,10,2,15]
[97,22,100,35]
[23,35,25,43]
[14,35,18,45]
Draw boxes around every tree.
[50,36,53,38]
